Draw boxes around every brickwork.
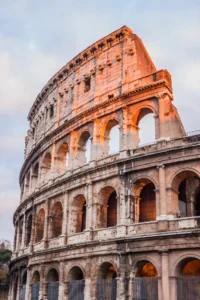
[9,26,200,300]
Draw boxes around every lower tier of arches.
[8,249,200,300]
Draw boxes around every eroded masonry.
[9,26,200,300]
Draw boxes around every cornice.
[20,79,171,183]
[15,135,200,222]
[28,25,133,122]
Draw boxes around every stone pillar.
[84,278,91,300]
[21,213,26,250]
[58,261,65,300]
[116,277,126,300]
[61,192,68,243]
[157,164,168,220]
[119,173,127,224]
[91,119,99,161]
[30,205,36,252]
[86,183,93,230]
[43,200,49,248]
[161,251,170,300]
[25,268,31,300]
[128,272,134,300]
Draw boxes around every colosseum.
[9,26,200,300]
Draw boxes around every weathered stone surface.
[9,26,200,300]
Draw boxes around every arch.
[98,262,117,279]
[174,255,200,276]
[99,119,120,157]
[32,162,39,189]
[132,178,156,223]
[47,268,59,282]
[68,266,84,281]
[47,268,59,300]
[13,276,18,300]
[68,266,85,300]
[50,202,63,238]
[42,152,51,176]
[98,186,118,228]
[25,214,32,246]
[32,270,40,283]
[21,272,27,300]
[97,262,117,300]
[134,260,158,277]
[31,271,40,300]
[70,195,86,233]
[77,131,91,165]
[175,257,200,299]
[170,169,200,218]
[57,142,69,171]
[131,106,156,146]
[35,208,45,243]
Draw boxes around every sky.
[0,0,200,244]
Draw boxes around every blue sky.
[0,0,200,243]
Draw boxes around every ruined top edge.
[27,25,133,121]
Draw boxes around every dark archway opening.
[47,269,59,300]
[107,191,117,228]
[139,183,156,222]
[97,263,117,300]
[133,261,158,300]
[68,267,85,300]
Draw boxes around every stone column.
[30,205,36,252]
[128,272,134,300]
[161,251,170,300]
[91,119,99,161]
[21,213,26,250]
[61,192,69,244]
[84,278,91,300]
[86,182,93,230]
[116,276,126,300]
[117,173,127,237]
[157,164,167,220]
[25,268,31,300]
[119,173,127,224]
[43,200,49,248]
[58,261,65,300]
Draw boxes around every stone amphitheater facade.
[9,26,200,300]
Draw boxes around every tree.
[0,249,12,266]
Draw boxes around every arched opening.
[47,269,59,300]
[139,183,156,222]
[77,131,91,165]
[98,186,117,228]
[133,261,158,300]
[177,258,200,299]
[31,271,40,300]
[172,171,200,218]
[21,272,27,300]
[50,202,63,239]
[35,208,45,243]
[97,262,117,300]
[68,267,85,300]
[132,179,156,223]
[70,195,86,234]
[35,209,45,243]
[100,119,120,158]
[42,152,51,178]
[32,163,39,190]
[25,214,32,246]
[57,143,69,171]
[132,108,156,146]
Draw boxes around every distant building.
[9,26,200,300]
